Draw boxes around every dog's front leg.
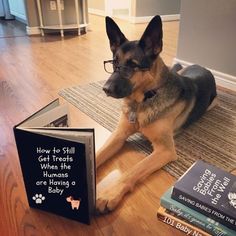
[96,113,136,168]
[96,131,177,213]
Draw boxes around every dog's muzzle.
[103,72,133,98]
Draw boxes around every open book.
[13,99,96,224]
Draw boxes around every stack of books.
[157,160,236,236]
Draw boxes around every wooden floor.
[0,15,184,236]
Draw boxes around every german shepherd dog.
[96,15,217,213]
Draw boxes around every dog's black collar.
[143,89,157,101]
[128,89,158,124]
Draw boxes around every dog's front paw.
[96,181,129,214]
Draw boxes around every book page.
[19,99,60,125]
[19,104,70,128]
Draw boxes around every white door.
[8,0,26,20]
[0,0,4,17]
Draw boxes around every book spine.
[161,196,235,236]
[157,210,210,236]
[85,136,96,217]
[88,137,96,208]
[172,188,236,231]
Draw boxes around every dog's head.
[103,15,163,99]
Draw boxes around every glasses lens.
[104,61,115,73]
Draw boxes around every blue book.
[161,187,236,236]
[172,160,236,230]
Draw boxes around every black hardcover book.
[13,99,96,225]
[172,160,236,231]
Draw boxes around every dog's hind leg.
[170,63,183,73]
[207,97,218,111]
[96,113,136,168]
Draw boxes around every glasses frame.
[103,59,150,74]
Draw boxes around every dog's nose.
[103,86,111,96]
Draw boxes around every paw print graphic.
[32,194,45,204]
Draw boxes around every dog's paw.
[96,181,129,214]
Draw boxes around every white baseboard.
[173,58,236,91]
[26,25,91,35]
[26,26,41,35]
[161,14,180,22]
[88,8,105,16]
[130,14,180,23]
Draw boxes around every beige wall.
[24,0,39,27]
[135,0,180,17]
[88,0,180,18]
[88,0,105,11]
[176,0,236,77]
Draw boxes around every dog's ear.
[105,16,127,53]
[139,15,163,56]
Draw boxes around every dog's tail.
[170,63,183,73]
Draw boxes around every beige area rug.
[59,81,236,179]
